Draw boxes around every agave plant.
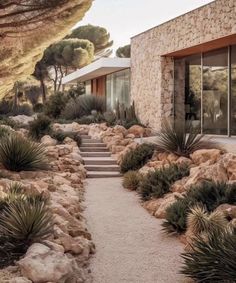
[0,199,52,243]
[0,133,47,172]
[155,120,219,157]
[181,229,236,282]
[187,205,228,236]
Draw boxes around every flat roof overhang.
[62,57,130,84]
[163,34,236,58]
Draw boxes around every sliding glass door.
[202,48,228,135]
[231,46,236,135]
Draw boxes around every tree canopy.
[0,0,93,98]
[67,24,113,53]
[116,44,131,58]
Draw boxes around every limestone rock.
[9,277,32,283]
[221,153,236,180]
[128,125,146,137]
[9,115,35,126]
[41,135,57,146]
[18,243,73,283]
[190,149,222,165]
[154,193,181,218]
[215,204,236,219]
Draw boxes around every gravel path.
[84,177,188,283]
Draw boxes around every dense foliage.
[44,92,68,118]
[122,171,141,190]
[181,229,236,282]
[0,134,47,172]
[29,114,52,140]
[162,181,236,234]
[0,183,52,268]
[120,143,155,173]
[139,164,189,201]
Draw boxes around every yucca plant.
[155,120,219,157]
[0,199,52,243]
[139,164,189,201]
[0,134,47,172]
[187,205,228,236]
[122,171,141,190]
[181,229,236,282]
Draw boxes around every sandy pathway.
[84,177,187,283]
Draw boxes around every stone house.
[63,0,236,136]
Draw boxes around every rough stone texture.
[131,0,236,130]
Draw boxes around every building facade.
[131,0,236,135]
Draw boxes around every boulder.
[183,162,228,189]
[143,199,163,215]
[175,156,193,167]
[190,149,221,165]
[154,193,181,218]
[215,204,236,219]
[128,125,146,137]
[41,135,57,146]
[9,278,32,283]
[220,153,236,180]
[18,243,73,283]
[9,115,35,125]
[113,125,127,136]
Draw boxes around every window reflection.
[231,46,236,135]
[106,69,130,109]
[203,48,228,135]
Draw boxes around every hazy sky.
[75,0,214,53]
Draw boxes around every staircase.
[80,135,122,178]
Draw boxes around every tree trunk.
[40,78,47,103]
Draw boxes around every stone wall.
[131,0,236,130]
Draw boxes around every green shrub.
[29,114,52,140]
[139,164,190,201]
[0,185,52,268]
[33,103,44,113]
[122,171,141,190]
[44,92,68,118]
[52,131,82,147]
[155,120,220,157]
[120,143,155,173]
[62,95,106,120]
[162,182,236,234]
[181,229,236,282]
[0,199,52,243]
[0,100,13,115]
[12,103,33,116]
[0,116,18,129]
[0,134,47,172]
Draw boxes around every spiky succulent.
[0,133,47,172]
[187,205,228,236]
[155,120,220,157]
[122,171,141,190]
[0,199,52,243]
[181,229,236,282]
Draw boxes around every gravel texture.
[84,178,188,283]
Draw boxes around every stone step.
[80,147,109,152]
[82,139,102,143]
[81,152,111,158]
[81,143,106,148]
[83,158,117,165]
[86,171,122,178]
[85,165,120,172]
[81,135,91,139]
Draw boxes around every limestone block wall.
[131,0,236,130]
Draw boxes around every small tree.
[116,44,131,58]
[67,24,113,53]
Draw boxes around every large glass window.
[106,69,130,109]
[203,48,228,135]
[174,46,236,136]
[231,46,236,135]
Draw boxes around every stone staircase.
[80,135,122,178]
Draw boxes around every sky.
[75,0,214,54]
